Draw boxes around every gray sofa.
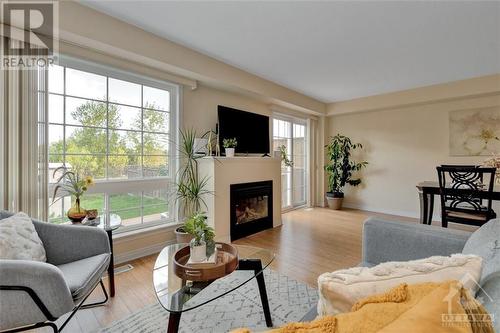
[302,217,500,332]
[0,211,111,332]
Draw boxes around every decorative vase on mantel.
[67,197,87,223]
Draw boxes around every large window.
[42,57,179,230]
[273,118,308,209]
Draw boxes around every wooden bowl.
[173,243,239,281]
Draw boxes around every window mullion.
[61,66,67,223]
[141,85,144,224]
[105,76,110,220]
[106,76,110,181]
[141,85,144,179]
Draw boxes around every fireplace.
[230,180,273,241]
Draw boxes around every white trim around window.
[43,55,181,233]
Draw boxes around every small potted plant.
[52,166,94,222]
[174,225,194,244]
[183,212,215,262]
[223,138,237,157]
[325,134,367,210]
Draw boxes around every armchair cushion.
[57,253,110,302]
[0,260,74,330]
[34,220,111,265]
[0,212,46,262]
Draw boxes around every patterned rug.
[100,269,318,333]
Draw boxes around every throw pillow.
[0,212,46,261]
[317,254,482,316]
[462,218,500,283]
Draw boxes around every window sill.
[113,221,182,241]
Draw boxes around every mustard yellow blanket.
[233,281,494,333]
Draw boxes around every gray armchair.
[0,211,111,333]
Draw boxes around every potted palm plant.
[174,129,213,243]
[223,138,237,157]
[325,134,367,210]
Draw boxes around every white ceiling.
[80,1,500,103]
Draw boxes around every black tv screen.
[218,106,270,155]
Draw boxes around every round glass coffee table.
[153,243,275,333]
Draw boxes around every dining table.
[416,181,500,224]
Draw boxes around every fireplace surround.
[230,181,273,241]
[198,157,281,242]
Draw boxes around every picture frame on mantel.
[449,106,500,156]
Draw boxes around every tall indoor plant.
[174,128,214,243]
[325,134,367,210]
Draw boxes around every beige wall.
[327,93,500,219]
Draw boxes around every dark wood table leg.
[421,192,435,225]
[238,259,273,328]
[418,191,427,224]
[427,193,434,225]
[106,229,115,297]
[167,312,181,333]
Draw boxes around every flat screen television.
[218,105,270,155]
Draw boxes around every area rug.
[100,269,318,333]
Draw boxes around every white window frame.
[272,114,309,211]
[44,55,181,233]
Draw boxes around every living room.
[1,1,499,332]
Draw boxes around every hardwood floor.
[34,207,470,332]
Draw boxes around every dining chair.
[436,166,497,228]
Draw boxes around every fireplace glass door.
[230,181,273,241]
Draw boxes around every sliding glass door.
[273,118,308,210]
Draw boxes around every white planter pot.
[190,243,207,262]
[225,148,235,157]
[174,227,194,244]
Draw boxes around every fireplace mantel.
[198,157,282,242]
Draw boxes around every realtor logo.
[442,273,495,328]
[1,0,58,69]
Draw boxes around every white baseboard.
[342,202,440,222]
[114,240,176,265]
